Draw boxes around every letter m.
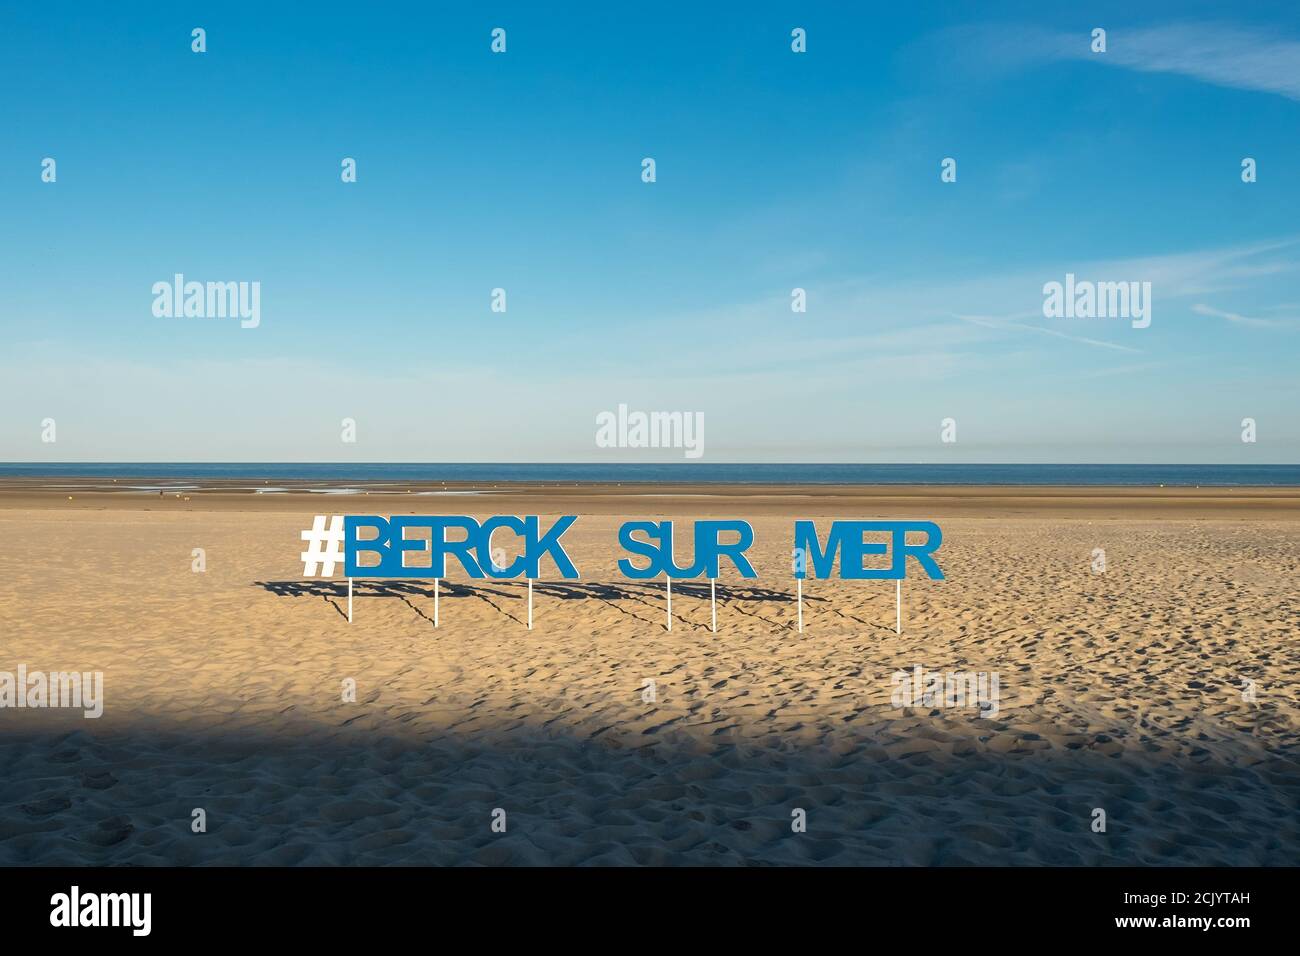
[206,281,239,318]
[792,521,841,579]
[1096,281,1129,318]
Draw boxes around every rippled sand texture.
[1,497,1297,865]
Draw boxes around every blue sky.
[2,1,1298,462]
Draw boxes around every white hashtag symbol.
[300,515,346,577]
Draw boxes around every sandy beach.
[0,480,1297,865]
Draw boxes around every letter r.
[895,521,943,579]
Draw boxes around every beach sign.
[303,514,942,632]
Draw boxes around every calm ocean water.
[1,463,1297,486]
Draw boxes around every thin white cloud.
[1191,303,1299,329]
[1070,360,1178,381]
[641,236,1298,369]
[1096,23,1300,101]
[949,22,1300,101]
[953,312,1142,353]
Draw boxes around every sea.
[0,463,1297,486]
